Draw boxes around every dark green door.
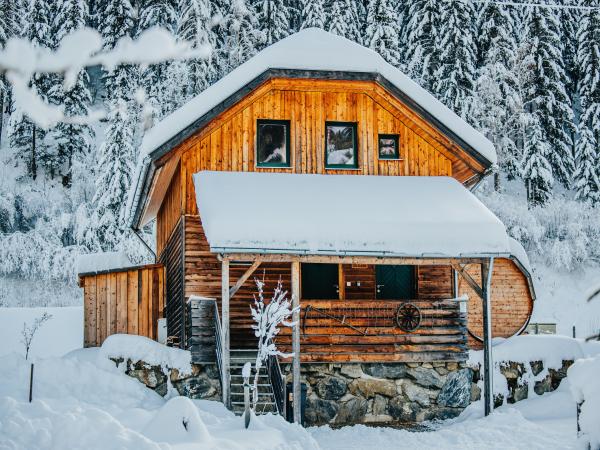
[301,263,339,299]
[375,265,415,300]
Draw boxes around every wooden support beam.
[221,253,486,266]
[221,259,231,409]
[452,263,484,300]
[481,258,495,416]
[291,260,301,424]
[229,260,262,298]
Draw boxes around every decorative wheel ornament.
[395,303,422,332]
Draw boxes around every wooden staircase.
[229,349,279,415]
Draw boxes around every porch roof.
[193,171,516,260]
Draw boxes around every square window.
[325,121,358,169]
[378,134,400,160]
[256,119,291,167]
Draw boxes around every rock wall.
[111,358,221,401]
[471,359,574,407]
[283,362,478,426]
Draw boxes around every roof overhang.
[193,171,510,257]
[129,69,495,230]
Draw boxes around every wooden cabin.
[80,29,535,425]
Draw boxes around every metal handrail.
[266,346,286,416]
[213,300,223,390]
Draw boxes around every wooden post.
[481,257,495,416]
[291,260,301,424]
[221,258,231,409]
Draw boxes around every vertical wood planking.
[127,269,139,335]
[116,271,128,334]
[83,277,96,347]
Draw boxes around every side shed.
[79,264,165,347]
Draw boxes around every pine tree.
[178,0,217,94]
[522,115,554,206]
[138,0,178,119]
[327,0,362,44]
[220,0,264,74]
[85,100,136,250]
[0,0,24,146]
[9,0,56,180]
[300,0,325,29]
[524,6,574,188]
[254,0,290,46]
[364,0,400,67]
[476,2,515,68]
[431,1,477,118]
[403,0,442,89]
[96,0,135,51]
[395,0,411,69]
[574,1,600,202]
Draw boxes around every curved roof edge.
[507,237,536,301]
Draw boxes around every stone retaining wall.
[283,362,478,426]
[110,358,221,401]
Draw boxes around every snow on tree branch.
[248,277,298,410]
[0,27,211,129]
[20,312,52,360]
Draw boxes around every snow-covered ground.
[0,344,581,450]
[0,306,83,359]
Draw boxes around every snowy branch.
[0,27,211,129]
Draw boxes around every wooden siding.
[167,78,487,217]
[277,299,467,363]
[157,162,182,256]
[81,265,165,347]
[458,259,534,348]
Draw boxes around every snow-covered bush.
[569,356,600,449]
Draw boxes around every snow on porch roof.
[140,28,496,165]
[193,171,513,258]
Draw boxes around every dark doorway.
[375,265,415,300]
[301,263,339,299]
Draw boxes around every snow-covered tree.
[476,1,515,68]
[220,0,264,74]
[138,0,178,120]
[84,100,136,250]
[364,0,401,67]
[254,0,290,46]
[249,278,296,410]
[96,0,135,51]
[524,6,574,188]
[574,1,600,203]
[49,0,94,186]
[522,115,554,206]
[300,0,325,30]
[431,1,477,118]
[327,0,362,44]
[178,0,217,94]
[403,0,441,89]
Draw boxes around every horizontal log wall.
[81,265,165,347]
[277,299,467,363]
[175,78,487,216]
[458,259,533,348]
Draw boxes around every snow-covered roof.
[140,29,496,164]
[76,251,136,275]
[193,171,512,258]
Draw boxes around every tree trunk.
[0,89,4,149]
[494,172,500,192]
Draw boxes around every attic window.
[325,122,358,169]
[378,134,400,160]
[256,119,291,167]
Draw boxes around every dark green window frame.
[378,133,401,160]
[324,121,359,169]
[256,119,291,168]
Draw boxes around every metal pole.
[29,363,34,403]
[481,257,495,416]
[291,260,301,424]
[221,259,230,409]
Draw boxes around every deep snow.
[0,345,580,450]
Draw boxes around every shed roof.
[193,171,512,258]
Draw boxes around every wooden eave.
[131,69,493,230]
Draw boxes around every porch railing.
[213,300,223,390]
[266,348,286,416]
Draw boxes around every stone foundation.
[282,362,477,426]
[111,358,221,401]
